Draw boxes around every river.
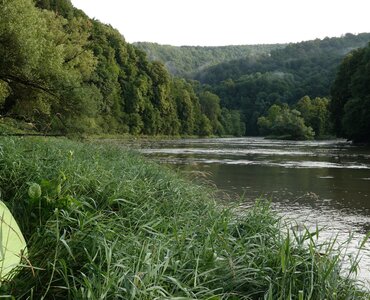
[129,137,370,285]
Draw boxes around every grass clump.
[0,137,367,299]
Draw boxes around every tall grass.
[0,137,367,299]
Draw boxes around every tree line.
[198,34,370,136]
[1,0,369,141]
[134,42,285,78]
[256,42,370,142]
[0,0,244,136]
[139,34,370,140]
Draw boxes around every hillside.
[2,1,369,138]
[195,33,370,134]
[134,34,370,136]
[195,33,370,84]
[0,0,243,137]
[134,42,286,77]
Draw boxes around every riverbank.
[0,137,368,298]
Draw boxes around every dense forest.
[1,0,369,141]
[0,0,243,136]
[134,42,285,77]
[139,34,370,138]
[331,42,370,142]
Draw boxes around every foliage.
[331,43,370,142]
[0,0,246,137]
[0,117,39,135]
[138,35,370,137]
[196,33,370,87]
[258,104,315,140]
[2,0,366,138]
[0,137,367,298]
[295,96,332,138]
[220,108,246,136]
[213,72,296,135]
[170,78,201,135]
[189,34,370,135]
[199,91,223,135]
[135,42,285,77]
[138,33,370,136]
[0,0,98,132]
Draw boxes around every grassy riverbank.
[0,137,367,299]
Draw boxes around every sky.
[71,0,370,46]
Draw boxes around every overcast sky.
[71,0,370,46]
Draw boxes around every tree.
[296,96,332,138]
[198,115,213,136]
[1,0,242,137]
[257,104,314,140]
[199,91,223,134]
[0,0,60,99]
[0,0,97,132]
[171,78,197,135]
[331,43,370,142]
[341,96,370,142]
[220,108,245,136]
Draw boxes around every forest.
[331,44,370,142]
[139,34,370,139]
[134,42,285,77]
[0,0,243,137]
[0,0,369,141]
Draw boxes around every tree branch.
[0,73,58,97]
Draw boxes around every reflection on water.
[133,137,370,284]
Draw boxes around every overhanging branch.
[0,73,58,97]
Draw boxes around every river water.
[130,137,370,284]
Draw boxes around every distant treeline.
[0,0,244,136]
[1,0,369,141]
[134,42,286,77]
[140,34,370,140]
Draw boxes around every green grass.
[0,137,367,299]
[0,118,39,135]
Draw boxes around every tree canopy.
[139,34,370,136]
[0,0,244,136]
[257,104,314,140]
[1,0,369,140]
[331,43,370,142]
[295,96,332,138]
[134,43,285,77]
[198,34,370,135]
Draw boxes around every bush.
[258,104,314,140]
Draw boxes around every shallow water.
[134,137,370,284]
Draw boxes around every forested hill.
[134,42,286,77]
[193,33,370,135]
[2,0,369,139]
[194,33,370,85]
[0,0,244,136]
